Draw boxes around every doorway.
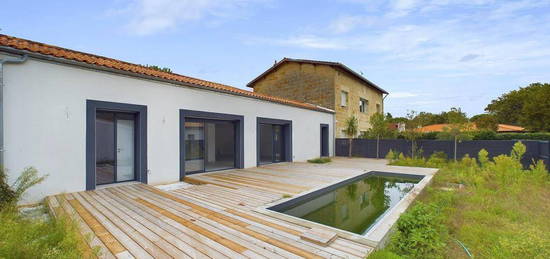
[95,111,137,185]
[180,109,244,179]
[184,119,236,174]
[86,100,147,190]
[320,124,329,157]
[257,117,292,165]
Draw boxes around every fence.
[335,138,550,169]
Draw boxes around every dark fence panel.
[335,138,550,170]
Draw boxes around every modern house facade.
[247,58,389,138]
[0,34,334,204]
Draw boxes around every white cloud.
[249,35,347,49]
[328,15,373,34]
[121,0,266,35]
[390,91,420,98]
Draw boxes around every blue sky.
[2,0,549,117]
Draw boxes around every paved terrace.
[47,158,437,258]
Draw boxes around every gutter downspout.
[0,54,28,166]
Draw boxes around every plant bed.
[372,142,550,258]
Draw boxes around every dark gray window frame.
[320,123,329,157]
[256,117,293,166]
[86,100,147,190]
[179,109,244,180]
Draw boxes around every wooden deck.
[47,158,430,258]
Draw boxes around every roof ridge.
[0,34,331,113]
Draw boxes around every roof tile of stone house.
[247,57,389,94]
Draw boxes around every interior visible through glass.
[259,123,273,164]
[184,119,236,173]
[276,174,420,235]
[95,111,136,185]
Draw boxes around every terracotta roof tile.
[0,34,332,113]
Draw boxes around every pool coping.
[254,168,435,248]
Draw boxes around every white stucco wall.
[2,56,334,204]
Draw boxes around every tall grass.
[375,142,550,258]
[0,167,88,258]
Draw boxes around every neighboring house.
[247,58,389,138]
[418,123,525,133]
[0,34,334,204]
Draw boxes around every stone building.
[248,58,389,137]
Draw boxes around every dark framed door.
[259,123,287,164]
[95,111,137,185]
[183,118,237,174]
[320,124,329,157]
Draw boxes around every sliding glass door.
[184,119,236,174]
[95,111,136,185]
[259,123,286,164]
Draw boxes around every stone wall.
[335,70,384,138]
[252,62,336,109]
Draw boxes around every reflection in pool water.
[279,175,419,235]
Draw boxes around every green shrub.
[494,132,550,141]
[0,168,16,209]
[389,202,446,258]
[0,207,86,258]
[368,250,403,259]
[1,167,46,209]
[384,141,550,258]
[472,130,498,140]
[307,157,332,164]
[0,167,88,258]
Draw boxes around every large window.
[341,91,348,107]
[184,119,236,174]
[180,110,244,179]
[376,103,381,113]
[359,98,368,113]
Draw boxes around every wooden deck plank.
[70,192,153,259]
[105,187,244,259]
[47,158,384,258]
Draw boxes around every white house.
[0,34,334,204]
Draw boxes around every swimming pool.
[268,171,424,236]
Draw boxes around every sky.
[1,0,549,117]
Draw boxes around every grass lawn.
[371,142,550,258]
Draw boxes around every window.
[376,103,381,113]
[359,98,368,113]
[340,91,348,107]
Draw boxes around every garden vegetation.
[0,167,91,258]
[370,142,550,258]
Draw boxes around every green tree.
[144,65,173,73]
[364,113,396,158]
[402,111,423,158]
[436,123,474,160]
[414,112,446,126]
[486,83,550,131]
[441,107,468,124]
[344,116,358,157]
[470,114,498,131]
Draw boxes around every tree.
[364,113,396,158]
[145,65,173,73]
[436,123,474,160]
[441,107,468,124]
[414,112,446,126]
[344,116,358,157]
[470,114,498,131]
[485,83,550,131]
[402,111,423,158]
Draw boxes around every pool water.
[270,172,421,235]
